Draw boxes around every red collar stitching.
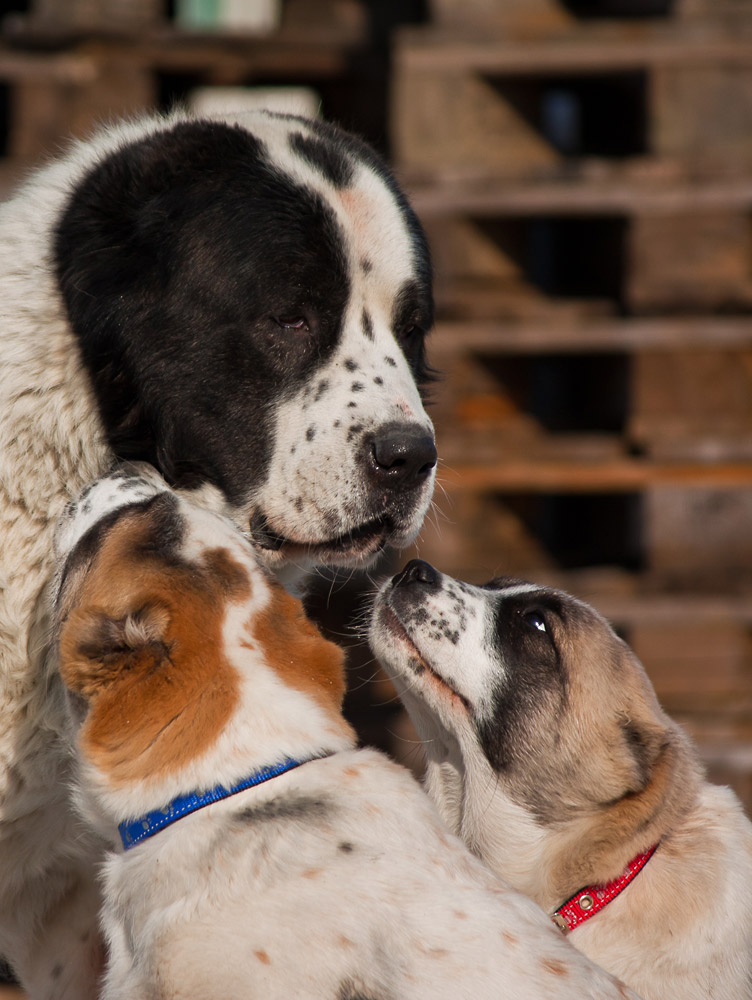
[552,842,660,934]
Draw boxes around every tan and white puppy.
[52,473,641,1000]
[370,560,752,1000]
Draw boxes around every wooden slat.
[0,51,96,83]
[430,317,752,354]
[405,170,752,216]
[438,459,752,492]
[627,211,752,311]
[396,26,752,75]
[587,593,752,627]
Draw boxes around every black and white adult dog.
[0,109,435,998]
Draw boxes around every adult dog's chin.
[249,510,422,570]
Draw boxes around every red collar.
[552,842,659,934]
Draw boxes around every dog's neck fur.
[61,547,357,844]
[423,722,704,914]
[77,666,356,849]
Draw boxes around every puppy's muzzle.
[391,558,441,593]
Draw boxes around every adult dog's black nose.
[392,558,440,591]
[370,423,437,489]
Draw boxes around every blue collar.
[119,754,327,851]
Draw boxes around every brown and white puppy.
[51,472,641,1000]
[1,107,436,998]
[370,560,752,1000]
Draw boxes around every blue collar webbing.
[118,755,326,851]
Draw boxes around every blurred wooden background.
[2,0,752,986]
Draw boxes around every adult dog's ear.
[59,601,171,699]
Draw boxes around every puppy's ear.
[614,643,674,792]
[618,714,667,791]
[59,601,170,699]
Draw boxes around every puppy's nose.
[370,423,437,489]
[392,558,440,591]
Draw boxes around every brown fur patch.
[59,507,248,787]
[541,958,569,977]
[254,950,271,965]
[251,583,349,723]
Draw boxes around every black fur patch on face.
[391,280,436,389]
[55,120,350,504]
[56,492,184,618]
[289,130,355,188]
[476,586,568,774]
[361,310,374,341]
[279,114,435,386]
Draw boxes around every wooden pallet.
[0,0,369,163]
[392,24,752,178]
[403,160,752,313]
[426,0,744,33]
[424,312,752,584]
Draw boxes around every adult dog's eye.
[521,609,547,633]
[275,316,308,332]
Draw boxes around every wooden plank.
[644,486,752,576]
[631,350,752,447]
[590,593,752,628]
[0,52,96,83]
[8,49,155,158]
[627,211,752,312]
[438,460,752,491]
[405,171,752,216]
[631,620,752,701]
[402,488,560,579]
[392,62,557,176]
[31,0,160,28]
[428,0,572,33]
[396,27,752,75]
[434,285,615,323]
[2,12,367,75]
[651,63,752,166]
[430,317,752,354]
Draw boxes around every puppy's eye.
[275,316,309,332]
[401,324,422,342]
[521,609,547,633]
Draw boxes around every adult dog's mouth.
[250,511,392,565]
[374,599,472,711]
